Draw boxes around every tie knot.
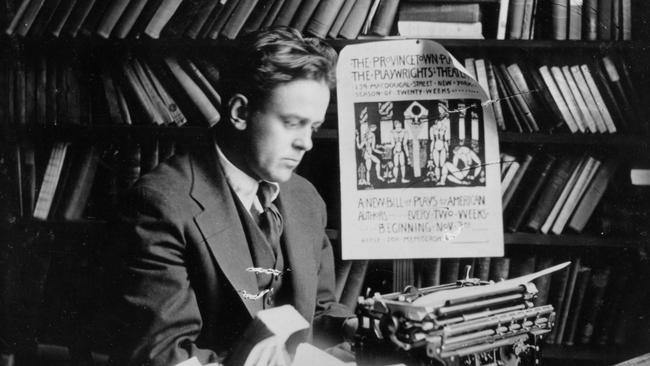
[257,181,274,208]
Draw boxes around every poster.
[336,40,503,260]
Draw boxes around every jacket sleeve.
[311,195,355,348]
[108,186,221,366]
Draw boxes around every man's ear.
[228,94,249,131]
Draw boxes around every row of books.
[0,52,222,129]
[377,254,650,347]
[6,136,175,221]
[500,150,618,235]
[2,0,402,40]
[500,0,633,40]
[465,55,646,134]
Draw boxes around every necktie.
[256,182,283,256]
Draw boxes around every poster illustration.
[337,40,503,259]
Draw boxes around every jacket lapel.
[277,186,319,321]
[190,143,262,317]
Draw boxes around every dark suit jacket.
[109,142,352,365]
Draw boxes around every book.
[112,0,152,39]
[35,57,46,127]
[27,0,62,37]
[33,141,70,220]
[367,0,399,37]
[183,59,222,113]
[221,0,259,39]
[621,0,631,40]
[533,256,554,306]
[131,58,172,125]
[561,65,594,132]
[272,0,302,27]
[440,258,461,284]
[241,0,276,34]
[551,0,569,39]
[496,0,510,40]
[507,63,548,130]
[360,0,380,35]
[568,0,582,39]
[501,159,520,197]
[120,58,165,125]
[327,0,355,38]
[509,253,536,278]
[554,257,582,344]
[261,0,286,29]
[502,153,532,209]
[339,260,368,309]
[163,57,220,127]
[475,257,491,282]
[5,0,31,36]
[579,64,617,133]
[96,0,132,38]
[612,56,645,133]
[507,0,526,39]
[500,63,539,132]
[100,67,126,125]
[55,145,100,220]
[505,153,556,232]
[305,0,344,38]
[567,158,618,232]
[488,257,510,281]
[578,266,611,344]
[550,156,601,234]
[520,0,536,40]
[563,265,592,345]
[570,65,607,133]
[61,0,96,37]
[78,0,111,38]
[589,61,627,131]
[611,0,620,40]
[583,0,598,40]
[185,0,221,39]
[525,156,579,232]
[207,0,241,39]
[290,0,320,32]
[14,0,46,37]
[392,259,414,293]
[397,3,480,23]
[527,64,568,132]
[484,60,505,131]
[597,0,612,40]
[144,0,183,39]
[141,60,187,126]
[492,63,525,132]
[161,0,204,38]
[47,0,78,37]
[338,0,371,39]
[540,155,586,234]
[550,65,585,133]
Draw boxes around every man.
[108,28,354,366]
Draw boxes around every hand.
[243,336,291,366]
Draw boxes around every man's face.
[243,79,330,183]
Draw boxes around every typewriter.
[354,262,570,366]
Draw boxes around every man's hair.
[219,27,338,110]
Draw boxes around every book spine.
[367,0,399,37]
[60,146,100,220]
[520,0,535,40]
[621,0,631,40]
[597,0,612,40]
[540,155,587,234]
[120,59,163,125]
[96,0,131,38]
[509,0,526,39]
[290,0,320,32]
[564,266,592,345]
[141,60,187,126]
[488,257,510,281]
[305,0,345,38]
[261,0,286,29]
[220,0,259,39]
[496,0,510,40]
[5,0,31,36]
[15,0,46,37]
[241,0,275,34]
[568,0,583,40]
[611,0,620,40]
[144,0,184,39]
[554,258,582,344]
[33,142,69,220]
[185,0,220,39]
[568,159,618,232]
[485,60,505,131]
[327,0,355,38]
[562,65,593,132]
[503,154,532,209]
[112,0,150,39]
[48,0,79,37]
[583,0,598,40]
[578,266,611,344]
[551,0,569,40]
[163,57,220,127]
[338,0,370,40]
[570,65,607,133]
[533,256,555,306]
[501,161,520,197]
[62,0,97,37]
[207,0,241,39]
[501,64,539,131]
[550,65,584,133]
[398,3,481,23]
[273,0,303,27]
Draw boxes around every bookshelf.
[1,1,650,365]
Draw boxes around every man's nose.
[293,130,313,151]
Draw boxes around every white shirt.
[215,144,280,217]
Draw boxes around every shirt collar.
[215,143,280,213]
